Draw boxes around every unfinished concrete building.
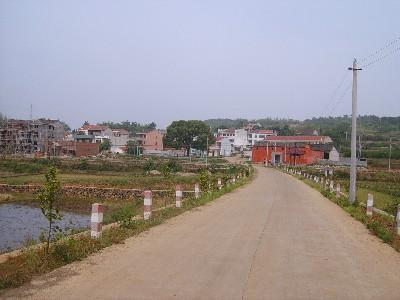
[0,118,65,155]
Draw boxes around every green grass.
[0,170,254,291]
[357,187,397,213]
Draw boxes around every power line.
[325,35,400,115]
[327,82,352,116]
[321,70,350,116]
[360,45,400,69]
[359,36,400,63]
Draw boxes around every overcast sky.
[0,0,399,129]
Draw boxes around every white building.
[234,129,250,149]
[247,129,277,146]
[329,146,340,161]
[219,138,233,156]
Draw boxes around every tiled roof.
[253,129,275,134]
[264,135,324,141]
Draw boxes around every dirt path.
[2,166,400,299]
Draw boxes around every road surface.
[2,166,400,299]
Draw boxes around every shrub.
[166,159,182,173]
[160,164,171,177]
[143,159,155,173]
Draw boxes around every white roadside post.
[217,178,222,190]
[232,177,236,183]
[91,203,104,238]
[330,180,334,192]
[175,185,183,208]
[396,204,400,235]
[366,194,374,216]
[336,183,341,198]
[143,190,152,220]
[325,169,328,177]
[194,183,200,199]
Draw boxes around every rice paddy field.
[0,156,249,252]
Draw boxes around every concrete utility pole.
[205,136,208,167]
[389,137,392,171]
[348,59,362,204]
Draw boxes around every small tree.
[199,169,212,192]
[100,139,111,152]
[37,166,62,254]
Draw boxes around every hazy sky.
[1,0,399,129]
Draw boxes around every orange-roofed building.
[252,135,337,165]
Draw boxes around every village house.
[59,140,100,157]
[78,124,113,144]
[111,128,129,147]
[252,135,337,165]
[213,127,277,156]
[136,130,165,152]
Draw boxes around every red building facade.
[252,136,331,165]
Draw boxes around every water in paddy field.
[0,203,91,252]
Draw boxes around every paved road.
[3,167,400,300]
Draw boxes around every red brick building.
[60,141,100,157]
[252,136,334,165]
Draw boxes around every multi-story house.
[136,130,164,151]
[111,129,129,147]
[0,118,65,155]
[78,124,113,144]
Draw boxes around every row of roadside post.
[90,169,250,238]
[283,166,400,236]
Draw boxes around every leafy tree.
[278,124,295,136]
[37,166,62,254]
[100,139,111,152]
[99,121,157,137]
[164,120,215,156]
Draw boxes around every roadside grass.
[357,187,397,212]
[335,179,400,215]
[291,174,400,253]
[0,170,254,291]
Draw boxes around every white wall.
[234,129,249,148]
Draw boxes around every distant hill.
[205,116,400,159]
